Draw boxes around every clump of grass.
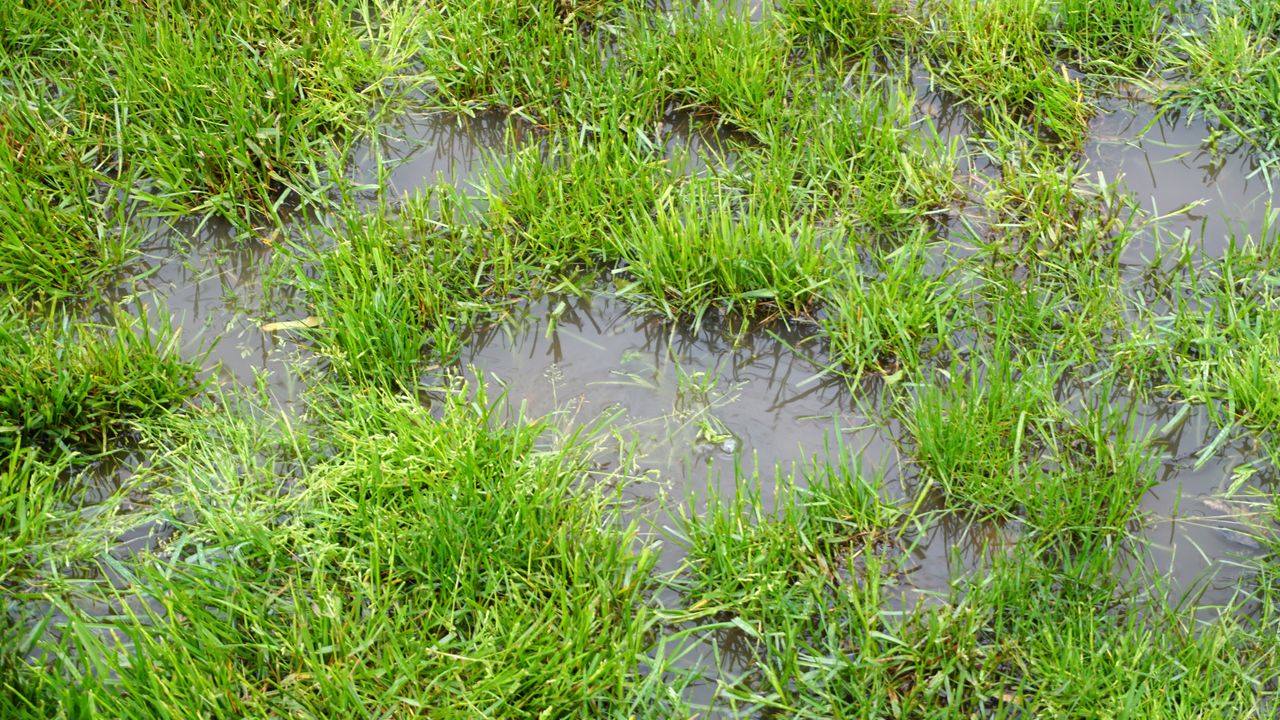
[973,140,1137,258]
[1148,217,1280,455]
[668,450,897,626]
[613,188,831,321]
[692,534,1279,716]
[0,97,141,300]
[6,385,679,717]
[420,0,667,130]
[901,334,1156,535]
[1,0,425,223]
[285,194,491,388]
[484,133,670,266]
[295,135,681,387]
[961,146,1141,352]
[750,71,958,236]
[1033,380,1157,535]
[0,302,200,459]
[661,8,795,135]
[821,234,961,380]
[1220,336,1280,440]
[1055,0,1167,73]
[1162,2,1280,164]
[778,0,919,56]
[901,339,1063,518]
[925,0,1090,145]
[0,444,72,585]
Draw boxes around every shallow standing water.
[31,92,1278,712]
[1087,101,1275,260]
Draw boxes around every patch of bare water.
[457,293,893,548]
[658,108,744,175]
[1129,397,1277,612]
[1087,101,1275,261]
[347,109,529,204]
[113,216,308,410]
[655,0,767,23]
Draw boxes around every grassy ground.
[3,0,1280,717]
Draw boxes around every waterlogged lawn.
[3,0,1280,717]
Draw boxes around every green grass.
[614,187,831,320]
[284,199,478,388]
[5,0,1280,716]
[662,484,1270,717]
[0,96,143,300]
[924,0,1091,146]
[667,445,898,626]
[2,386,682,718]
[821,234,960,380]
[901,338,1062,518]
[752,70,959,236]
[1055,0,1168,73]
[0,0,426,224]
[0,301,200,460]
[778,0,920,57]
[418,0,666,130]
[0,445,73,585]
[898,333,1155,536]
[1146,215,1280,458]
[1161,0,1280,165]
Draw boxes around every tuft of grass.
[1147,216,1280,456]
[749,69,959,236]
[1162,2,1280,164]
[672,533,1279,717]
[419,0,667,131]
[5,385,680,718]
[0,444,73,585]
[821,234,961,380]
[1055,0,1168,73]
[0,301,200,459]
[0,96,141,300]
[667,448,897,626]
[661,8,795,135]
[0,0,426,223]
[484,132,670,268]
[284,194,494,388]
[778,0,920,57]
[613,188,831,321]
[925,0,1090,146]
[901,338,1063,519]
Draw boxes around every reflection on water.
[457,291,1273,597]
[348,109,529,202]
[21,84,1278,713]
[458,293,886,534]
[658,107,744,176]
[1087,101,1274,260]
[450,288,1274,712]
[111,216,308,410]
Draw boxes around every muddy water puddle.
[89,99,1277,591]
[457,294,892,542]
[461,292,1274,589]
[54,106,751,575]
[30,89,1278,709]
[346,106,739,209]
[346,109,529,203]
[456,289,1275,711]
[1088,101,1275,261]
[112,215,309,410]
